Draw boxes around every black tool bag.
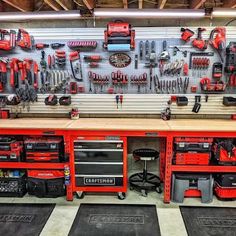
[59,95,71,106]
[27,170,65,198]
[45,95,58,106]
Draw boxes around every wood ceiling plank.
[223,0,236,8]
[190,0,206,9]
[123,0,128,8]
[44,0,62,11]
[159,0,167,9]
[2,0,34,12]
[82,0,95,10]
[55,0,74,10]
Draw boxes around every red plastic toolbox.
[175,152,211,165]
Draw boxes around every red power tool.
[180,28,194,42]
[10,58,19,88]
[192,28,208,50]
[17,29,34,49]
[209,27,226,62]
[0,29,16,51]
[104,21,135,50]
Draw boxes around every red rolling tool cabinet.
[70,136,128,200]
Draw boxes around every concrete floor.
[0,190,235,236]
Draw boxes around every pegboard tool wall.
[1,26,236,117]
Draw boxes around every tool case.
[0,170,26,197]
[214,174,236,199]
[27,170,65,198]
[213,139,236,165]
[24,137,64,162]
[0,137,23,162]
[174,137,213,152]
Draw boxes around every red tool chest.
[174,138,213,165]
[24,137,64,162]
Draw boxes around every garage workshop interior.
[0,1,236,236]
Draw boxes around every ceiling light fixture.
[212,8,236,17]
[0,11,81,21]
[94,9,206,18]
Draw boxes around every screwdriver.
[119,95,123,108]
[115,95,119,109]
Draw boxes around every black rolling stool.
[129,148,162,197]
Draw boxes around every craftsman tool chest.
[0,136,23,162]
[214,174,236,199]
[27,170,65,198]
[173,138,213,165]
[0,170,26,197]
[24,137,65,162]
[74,139,124,187]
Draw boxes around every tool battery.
[214,174,236,199]
[0,137,23,162]
[24,137,64,162]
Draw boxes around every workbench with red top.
[0,118,236,203]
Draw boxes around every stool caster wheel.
[118,192,126,200]
[141,189,147,197]
[129,186,134,191]
[156,187,162,194]
[76,191,84,199]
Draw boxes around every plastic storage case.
[0,175,26,197]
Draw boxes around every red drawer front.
[175,152,210,165]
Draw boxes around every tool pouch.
[59,96,71,106]
[6,95,21,105]
[176,96,188,106]
[45,95,58,106]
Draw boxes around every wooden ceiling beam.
[55,0,74,10]
[44,0,62,11]
[159,0,167,9]
[2,0,34,12]
[190,0,206,9]
[139,0,143,9]
[123,0,128,8]
[222,0,236,8]
[82,0,95,10]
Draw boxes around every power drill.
[192,28,208,50]
[180,28,194,42]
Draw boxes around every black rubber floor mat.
[0,203,55,236]
[69,204,161,236]
[180,206,236,236]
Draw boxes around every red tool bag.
[213,139,236,165]
[27,170,65,198]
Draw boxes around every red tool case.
[174,138,213,165]
[0,137,23,162]
[214,174,236,199]
[24,137,64,162]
